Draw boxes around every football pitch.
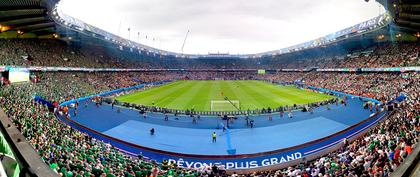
[115,80,334,111]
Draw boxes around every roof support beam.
[17,23,55,32]
[0,14,45,24]
[0,5,43,11]
[8,19,50,29]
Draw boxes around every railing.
[0,131,19,177]
[0,110,58,177]
[391,139,420,177]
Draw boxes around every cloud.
[59,0,384,54]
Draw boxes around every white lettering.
[193,162,203,169]
[270,158,279,165]
[262,159,270,166]
[226,162,235,169]
[249,161,258,168]
[280,157,287,163]
[295,152,302,159]
[166,152,303,170]
[177,158,184,167]
[185,161,194,168]
[235,162,249,169]
[286,154,295,161]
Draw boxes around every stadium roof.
[0,0,59,36]
[0,0,418,58]
[377,0,420,33]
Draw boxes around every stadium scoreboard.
[8,67,30,83]
[257,69,266,74]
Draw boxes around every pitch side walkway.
[69,98,373,155]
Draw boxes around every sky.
[58,0,385,55]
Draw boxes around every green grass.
[116,80,334,111]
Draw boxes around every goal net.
[210,100,240,112]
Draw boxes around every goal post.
[210,100,240,112]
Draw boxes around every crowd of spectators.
[0,71,265,176]
[0,72,209,177]
[260,72,411,103]
[0,39,419,176]
[0,70,418,177]
[0,39,261,69]
[27,72,176,103]
[317,43,420,69]
[253,72,419,177]
[1,39,418,69]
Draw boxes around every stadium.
[0,0,419,176]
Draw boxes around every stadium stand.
[0,39,418,69]
[0,70,419,176]
[253,72,420,176]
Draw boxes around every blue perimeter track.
[68,98,374,155]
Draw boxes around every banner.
[361,67,420,72]
[33,96,54,108]
[316,68,357,72]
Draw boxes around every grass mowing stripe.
[235,81,280,109]
[255,81,307,104]
[249,81,294,105]
[117,81,184,103]
[182,81,209,110]
[185,81,213,111]
[219,80,242,111]
[116,81,182,101]
[146,81,191,103]
[203,80,221,111]
[124,81,192,105]
[254,81,332,104]
[165,81,206,110]
[220,80,239,100]
[234,81,265,110]
[154,81,196,106]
